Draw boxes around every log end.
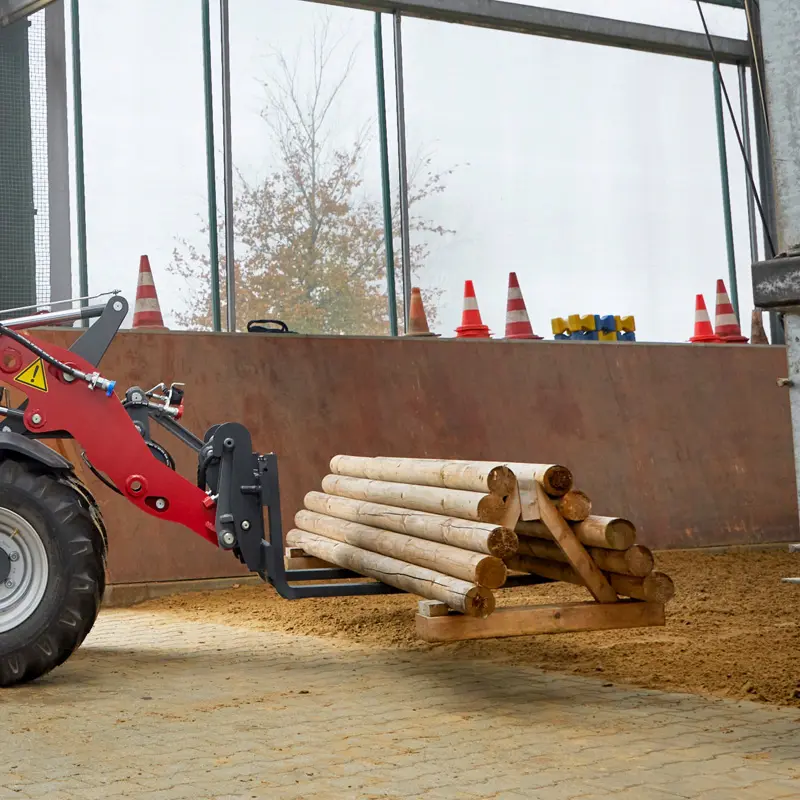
[487,527,519,559]
[474,557,508,590]
[487,465,518,497]
[465,586,496,618]
[555,489,593,522]
[643,572,675,604]
[542,465,574,497]
[625,545,655,578]
[477,493,509,524]
[606,519,637,550]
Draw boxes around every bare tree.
[170,17,455,334]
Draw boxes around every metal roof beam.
[304,0,751,63]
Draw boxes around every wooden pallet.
[415,598,664,642]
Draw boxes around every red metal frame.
[0,333,218,545]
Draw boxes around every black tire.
[0,458,107,687]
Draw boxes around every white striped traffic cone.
[713,279,747,343]
[504,272,542,340]
[133,255,167,330]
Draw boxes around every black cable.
[694,0,777,258]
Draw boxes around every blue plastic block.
[596,315,616,333]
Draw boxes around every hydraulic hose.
[0,322,116,396]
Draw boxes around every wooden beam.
[536,484,617,603]
[418,599,449,617]
[416,600,665,642]
[284,548,336,571]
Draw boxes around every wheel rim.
[0,508,49,633]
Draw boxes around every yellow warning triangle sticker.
[14,358,48,392]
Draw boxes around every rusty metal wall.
[37,330,797,584]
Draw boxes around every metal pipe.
[392,11,412,333]
[748,0,783,344]
[738,63,758,265]
[201,0,222,332]
[0,289,119,317]
[374,13,398,337]
[70,0,89,324]
[713,64,739,321]
[46,0,72,307]
[4,302,106,330]
[219,0,236,331]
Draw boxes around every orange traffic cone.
[133,255,167,330]
[751,309,769,345]
[690,294,721,343]
[504,272,542,340]
[405,287,439,337]
[714,279,748,342]
[455,280,490,338]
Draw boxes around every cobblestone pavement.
[2,610,799,799]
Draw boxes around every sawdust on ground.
[140,550,800,707]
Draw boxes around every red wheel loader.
[0,297,403,687]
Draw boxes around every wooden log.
[330,456,518,496]
[591,545,653,578]
[286,529,496,617]
[506,554,675,603]
[536,485,617,603]
[320,474,509,523]
[416,600,665,642]
[517,515,636,551]
[554,490,592,522]
[608,571,674,604]
[573,516,636,549]
[294,510,508,588]
[505,462,573,497]
[304,491,518,558]
[516,538,654,578]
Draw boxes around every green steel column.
[374,13,398,336]
[0,19,36,314]
[70,0,88,321]
[713,64,739,320]
[201,0,221,331]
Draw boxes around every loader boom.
[0,296,398,598]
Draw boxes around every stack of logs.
[287,456,674,628]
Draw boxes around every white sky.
[67,0,759,341]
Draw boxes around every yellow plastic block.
[598,330,617,342]
[567,314,596,333]
[615,315,636,332]
[551,317,570,335]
